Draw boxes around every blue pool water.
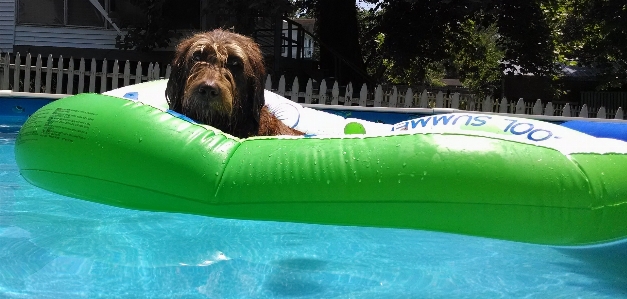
[1,119,627,298]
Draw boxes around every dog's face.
[166,30,266,135]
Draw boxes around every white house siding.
[14,25,122,49]
[0,0,15,53]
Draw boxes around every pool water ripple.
[1,131,626,298]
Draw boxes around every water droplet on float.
[138,137,143,142]
[402,162,407,167]
[326,180,330,184]
[215,172,219,176]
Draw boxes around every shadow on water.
[554,239,627,296]
[265,258,328,297]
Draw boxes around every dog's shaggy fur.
[166,29,303,138]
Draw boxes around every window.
[16,0,149,29]
[18,0,105,27]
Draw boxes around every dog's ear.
[165,61,187,112]
[166,37,195,112]
[245,42,267,123]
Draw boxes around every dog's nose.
[198,81,220,99]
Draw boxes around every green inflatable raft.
[14,91,627,246]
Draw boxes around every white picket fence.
[1,52,625,120]
[0,52,171,95]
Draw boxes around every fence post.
[562,103,571,117]
[451,93,460,109]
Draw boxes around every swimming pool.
[2,105,627,298]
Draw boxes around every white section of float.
[103,80,393,136]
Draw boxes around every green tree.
[558,0,626,89]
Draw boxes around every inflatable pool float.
[14,81,627,246]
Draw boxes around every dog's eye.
[227,59,241,68]
[192,51,202,62]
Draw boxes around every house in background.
[0,0,204,63]
[1,0,319,74]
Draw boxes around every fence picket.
[100,59,108,93]
[134,61,142,84]
[1,53,9,90]
[331,81,339,105]
[146,63,154,82]
[305,78,313,104]
[56,56,64,94]
[23,53,32,92]
[164,64,171,79]
[389,86,398,107]
[417,90,427,108]
[404,88,414,108]
[153,63,160,81]
[562,103,571,117]
[123,60,131,86]
[77,58,85,93]
[66,58,75,94]
[544,102,554,116]
[497,98,507,113]
[278,75,286,96]
[374,85,383,107]
[265,74,272,90]
[291,76,299,102]
[89,58,97,92]
[12,53,21,92]
[359,83,368,106]
[451,93,460,109]
[344,82,352,106]
[1,52,626,121]
[44,55,53,93]
[580,104,588,118]
[319,79,328,105]
[111,60,119,89]
[34,54,42,93]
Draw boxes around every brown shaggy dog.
[165,29,303,138]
